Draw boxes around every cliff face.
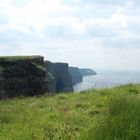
[44,61,56,92]
[44,61,73,93]
[54,63,73,92]
[79,68,97,76]
[0,56,47,99]
[68,67,83,85]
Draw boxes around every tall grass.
[81,94,140,140]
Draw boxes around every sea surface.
[73,70,140,92]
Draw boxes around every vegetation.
[0,84,140,140]
[0,55,42,61]
[0,55,45,72]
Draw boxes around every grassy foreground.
[0,84,140,140]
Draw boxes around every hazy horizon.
[0,0,140,71]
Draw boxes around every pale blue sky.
[0,0,140,70]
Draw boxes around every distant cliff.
[0,56,47,99]
[79,68,97,76]
[68,67,83,85]
[44,61,73,93]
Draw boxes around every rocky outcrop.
[79,68,97,76]
[0,56,47,99]
[44,61,73,93]
[68,67,83,85]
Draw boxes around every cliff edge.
[44,61,73,93]
[68,67,83,85]
[79,68,97,76]
[0,56,47,99]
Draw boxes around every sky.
[0,0,140,71]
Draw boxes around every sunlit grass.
[0,84,140,140]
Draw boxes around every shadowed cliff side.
[0,56,47,99]
[44,61,56,92]
[45,61,73,93]
[68,67,83,85]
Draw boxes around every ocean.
[73,70,140,92]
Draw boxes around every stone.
[44,61,73,93]
[0,56,47,99]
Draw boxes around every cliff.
[0,56,47,99]
[68,67,83,85]
[44,61,73,93]
[44,61,56,92]
[79,68,97,76]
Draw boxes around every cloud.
[11,0,30,8]
[62,0,127,6]
[0,28,45,46]
[0,16,9,25]
[0,0,140,70]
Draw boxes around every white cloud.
[0,0,140,70]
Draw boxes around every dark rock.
[68,67,83,85]
[44,61,56,92]
[44,61,73,93]
[54,63,73,92]
[79,68,97,76]
[0,56,47,99]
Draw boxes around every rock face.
[44,61,73,93]
[0,56,47,99]
[79,68,97,76]
[68,67,83,85]
[44,61,56,92]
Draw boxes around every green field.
[0,84,140,140]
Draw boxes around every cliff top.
[79,68,97,75]
[0,55,43,62]
[0,55,45,72]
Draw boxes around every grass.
[0,55,42,61]
[0,55,41,62]
[0,84,140,140]
[0,55,45,72]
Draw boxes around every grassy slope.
[0,84,140,140]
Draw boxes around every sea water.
[74,70,140,92]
